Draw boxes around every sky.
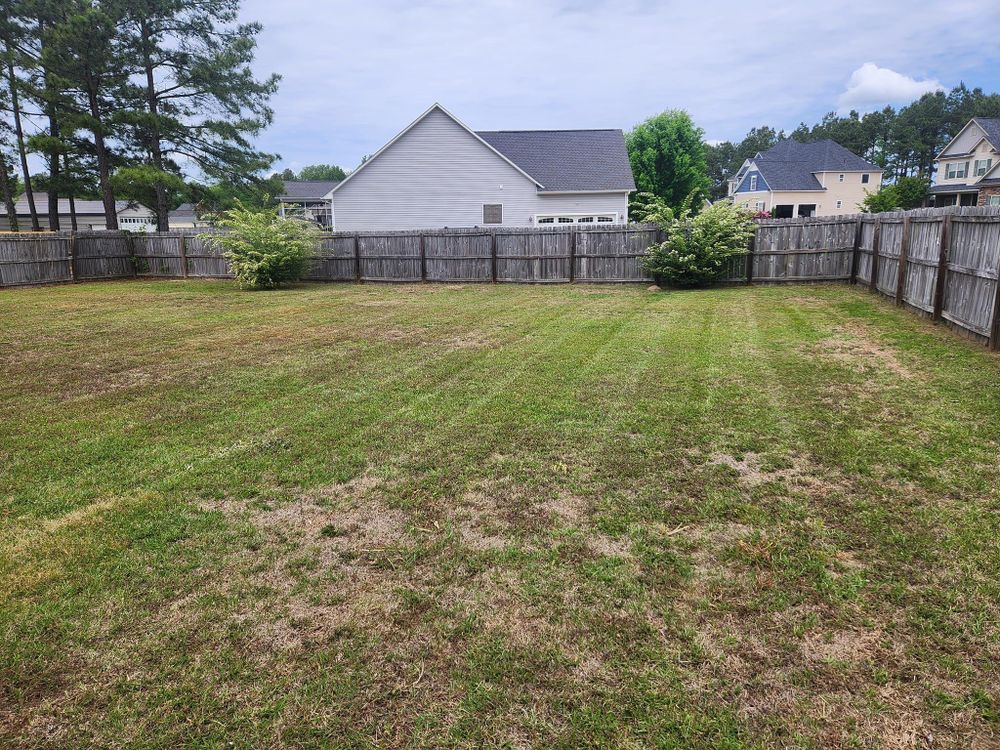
[242,0,1000,175]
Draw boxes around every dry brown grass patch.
[811,322,913,379]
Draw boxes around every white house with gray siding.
[326,104,635,230]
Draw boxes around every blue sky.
[242,0,1000,174]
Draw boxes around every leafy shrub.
[628,192,674,224]
[642,201,756,287]
[860,176,929,213]
[202,202,320,289]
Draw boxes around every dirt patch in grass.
[708,451,847,497]
[811,322,913,378]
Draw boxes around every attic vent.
[483,204,502,224]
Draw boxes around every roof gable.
[475,130,635,192]
[330,104,543,195]
[734,163,770,193]
[974,118,1000,151]
[938,118,1000,158]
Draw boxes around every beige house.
[728,139,882,217]
[929,118,1000,208]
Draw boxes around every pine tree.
[118,0,279,229]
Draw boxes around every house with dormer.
[929,118,1000,208]
[727,139,883,218]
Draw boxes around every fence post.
[128,232,138,278]
[932,215,952,321]
[895,216,911,306]
[569,230,576,283]
[990,250,1000,352]
[849,218,862,285]
[490,230,497,283]
[179,232,188,278]
[869,218,882,293]
[353,234,361,283]
[745,225,757,285]
[419,233,426,282]
[68,232,77,282]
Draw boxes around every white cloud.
[837,63,944,113]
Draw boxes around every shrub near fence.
[1,208,999,349]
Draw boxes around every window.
[483,204,502,224]
[838,174,845,182]
[836,200,843,209]
[990,195,1000,207]
[862,174,870,184]
[975,158,993,176]
[749,175,758,191]
[946,161,969,179]
[755,201,765,212]
[536,214,619,225]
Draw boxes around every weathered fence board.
[752,217,856,282]
[73,232,134,280]
[0,234,72,286]
[941,217,1000,337]
[1,209,998,350]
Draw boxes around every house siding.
[331,108,628,230]
[735,170,769,193]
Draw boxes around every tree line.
[0,0,279,232]
[627,84,1000,214]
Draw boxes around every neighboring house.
[324,103,635,230]
[0,192,157,231]
[278,181,339,229]
[728,139,883,217]
[166,204,207,229]
[929,118,1000,208]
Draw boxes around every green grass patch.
[1,280,998,748]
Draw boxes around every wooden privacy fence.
[2,207,999,350]
[731,206,1000,349]
[0,224,661,287]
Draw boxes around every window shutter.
[483,204,502,224]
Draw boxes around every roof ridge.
[476,128,622,133]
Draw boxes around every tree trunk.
[141,22,169,231]
[88,89,118,230]
[64,154,78,231]
[5,55,40,231]
[38,19,60,231]
[0,151,18,231]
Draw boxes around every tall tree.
[0,8,39,230]
[42,0,131,230]
[119,0,279,229]
[627,110,710,210]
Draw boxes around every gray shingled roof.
[753,139,879,191]
[476,130,636,192]
[0,191,132,216]
[279,180,340,199]
[973,117,1000,150]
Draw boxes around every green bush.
[860,176,929,213]
[202,202,320,289]
[642,201,756,287]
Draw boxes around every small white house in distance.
[0,192,159,231]
[325,103,636,230]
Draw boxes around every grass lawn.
[1,280,998,749]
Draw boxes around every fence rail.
[2,207,999,350]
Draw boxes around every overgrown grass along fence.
[1,207,999,349]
